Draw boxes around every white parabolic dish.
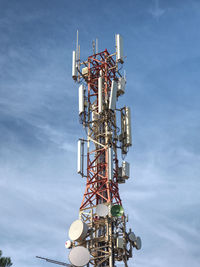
[69,246,90,267]
[96,204,109,217]
[69,220,88,241]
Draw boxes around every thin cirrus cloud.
[149,0,166,19]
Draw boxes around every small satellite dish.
[69,220,88,241]
[135,236,142,250]
[96,204,109,217]
[69,246,90,267]
[111,205,124,217]
[65,240,72,249]
[128,232,136,242]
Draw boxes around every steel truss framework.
[80,50,121,211]
[75,50,132,267]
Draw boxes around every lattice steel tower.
[66,33,142,267]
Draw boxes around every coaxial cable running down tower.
[65,33,142,267]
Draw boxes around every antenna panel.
[117,167,126,184]
[125,107,132,146]
[77,140,84,175]
[117,77,126,96]
[98,75,103,113]
[116,34,124,63]
[116,237,124,249]
[78,84,85,115]
[109,80,117,110]
[72,50,77,80]
[108,147,113,180]
[122,161,130,179]
[120,108,127,153]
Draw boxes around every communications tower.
[65,33,142,267]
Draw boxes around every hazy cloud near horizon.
[0,0,200,266]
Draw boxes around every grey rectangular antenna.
[121,108,127,154]
[117,77,126,96]
[77,139,84,175]
[109,80,117,110]
[98,71,103,113]
[108,147,113,180]
[122,161,130,179]
[125,107,132,146]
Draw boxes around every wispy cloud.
[149,0,166,19]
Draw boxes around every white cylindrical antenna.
[109,80,117,110]
[77,139,84,175]
[79,84,85,115]
[125,107,132,146]
[98,73,103,113]
[72,50,77,80]
[108,147,113,180]
[116,34,124,63]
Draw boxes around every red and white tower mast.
[67,33,141,267]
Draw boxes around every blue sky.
[0,0,200,266]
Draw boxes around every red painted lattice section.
[80,50,122,210]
